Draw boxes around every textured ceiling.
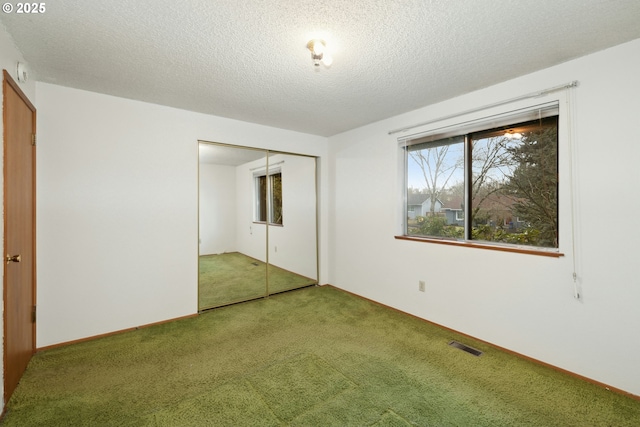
[2,0,640,136]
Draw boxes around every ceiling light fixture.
[306,39,333,67]
[505,131,522,139]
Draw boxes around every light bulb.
[505,130,523,139]
[312,40,325,56]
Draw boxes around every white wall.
[0,23,37,410]
[35,82,328,348]
[327,38,640,397]
[199,163,237,255]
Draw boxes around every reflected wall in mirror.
[198,142,318,311]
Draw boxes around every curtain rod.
[388,80,579,136]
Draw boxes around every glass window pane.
[470,117,558,248]
[406,137,465,238]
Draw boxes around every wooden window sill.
[394,235,564,258]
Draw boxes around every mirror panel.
[266,152,318,294]
[198,143,268,309]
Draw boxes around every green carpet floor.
[199,252,316,309]
[3,286,640,426]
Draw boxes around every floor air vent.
[449,341,483,357]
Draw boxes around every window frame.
[397,101,564,257]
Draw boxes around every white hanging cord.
[566,85,581,300]
[388,81,579,136]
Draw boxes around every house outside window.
[404,105,558,249]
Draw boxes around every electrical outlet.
[419,280,426,292]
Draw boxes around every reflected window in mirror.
[254,170,283,225]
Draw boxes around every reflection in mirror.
[266,152,318,294]
[198,143,268,309]
[198,143,318,311]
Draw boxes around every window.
[255,171,283,225]
[404,106,558,249]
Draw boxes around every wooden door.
[3,70,36,404]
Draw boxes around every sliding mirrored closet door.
[198,142,318,311]
[265,151,318,295]
[198,143,268,309]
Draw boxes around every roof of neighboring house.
[473,193,521,212]
[440,196,464,211]
[407,193,442,206]
[439,193,522,212]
